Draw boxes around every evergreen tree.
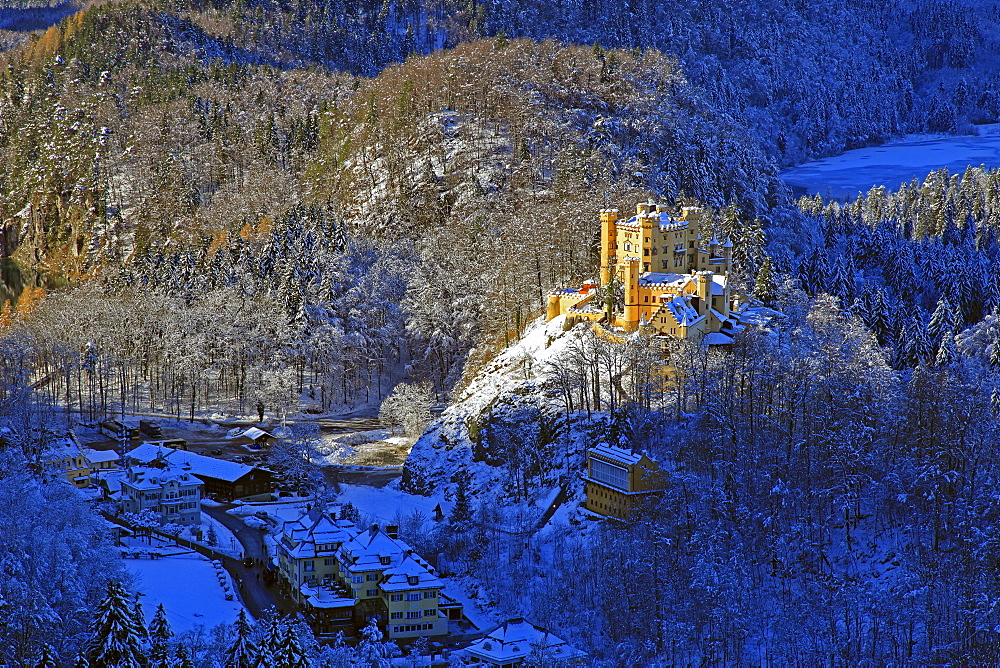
[928,296,956,343]
[272,623,310,668]
[450,473,473,528]
[752,255,776,305]
[85,581,146,668]
[224,609,258,668]
[131,597,148,644]
[33,644,56,668]
[148,604,172,668]
[990,339,1000,370]
[936,330,958,366]
[175,646,194,668]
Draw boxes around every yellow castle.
[547,202,744,344]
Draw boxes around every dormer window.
[380,556,391,566]
[407,575,419,585]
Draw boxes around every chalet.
[241,427,276,449]
[126,443,273,501]
[120,461,202,525]
[463,618,588,666]
[84,448,119,471]
[40,438,90,488]
[582,444,666,520]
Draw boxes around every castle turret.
[546,292,561,321]
[599,209,619,286]
[695,271,711,316]
[640,210,654,272]
[623,258,641,331]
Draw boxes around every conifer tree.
[175,645,194,668]
[990,338,1000,370]
[131,596,148,644]
[149,603,172,668]
[450,473,473,528]
[928,296,956,343]
[224,609,257,668]
[33,644,56,668]
[752,255,775,305]
[85,580,146,668]
[936,330,958,366]
[272,623,310,668]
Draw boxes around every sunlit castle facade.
[547,202,746,345]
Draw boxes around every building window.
[406,593,421,601]
[590,459,629,491]
[406,611,421,619]
[367,574,378,582]
[390,594,403,602]
[424,609,435,617]
[352,576,363,584]
[391,612,403,619]
[424,591,436,599]
[303,562,315,572]
[324,558,335,566]
[380,555,391,565]
[366,589,378,597]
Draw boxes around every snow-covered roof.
[242,427,275,441]
[126,443,257,482]
[639,272,688,286]
[703,332,735,346]
[300,582,355,609]
[738,306,779,327]
[279,511,357,559]
[589,444,642,465]
[122,463,201,491]
[84,448,119,464]
[466,618,588,664]
[339,526,412,573]
[379,552,443,592]
[42,437,81,462]
[662,295,701,327]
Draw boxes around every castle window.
[644,296,648,303]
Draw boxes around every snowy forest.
[4,0,1000,664]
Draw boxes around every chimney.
[386,525,399,539]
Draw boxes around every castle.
[546,202,747,344]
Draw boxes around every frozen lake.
[780,130,1000,200]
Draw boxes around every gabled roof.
[379,552,443,592]
[339,527,411,572]
[466,618,588,663]
[589,444,643,465]
[84,448,119,464]
[127,443,259,482]
[242,427,275,441]
[279,510,357,559]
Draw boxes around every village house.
[463,618,588,666]
[582,444,666,520]
[126,442,272,501]
[275,510,458,641]
[119,460,203,525]
[547,202,750,345]
[84,448,119,472]
[40,437,91,488]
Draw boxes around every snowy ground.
[125,551,246,633]
[314,429,416,467]
[781,129,1000,199]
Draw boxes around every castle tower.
[640,209,654,273]
[695,271,711,317]
[599,209,619,286]
[623,258,641,331]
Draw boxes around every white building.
[464,618,588,666]
[120,461,203,525]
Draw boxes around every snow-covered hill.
[402,315,586,502]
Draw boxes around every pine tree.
[85,580,147,668]
[936,330,958,366]
[752,255,775,305]
[224,609,258,668]
[272,623,310,668]
[175,645,194,668]
[132,596,148,644]
[928,296,956,343]
[450,473,473,528]
[34,644,56,668]
[990,338,1000,370]
[149,603,172,668]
